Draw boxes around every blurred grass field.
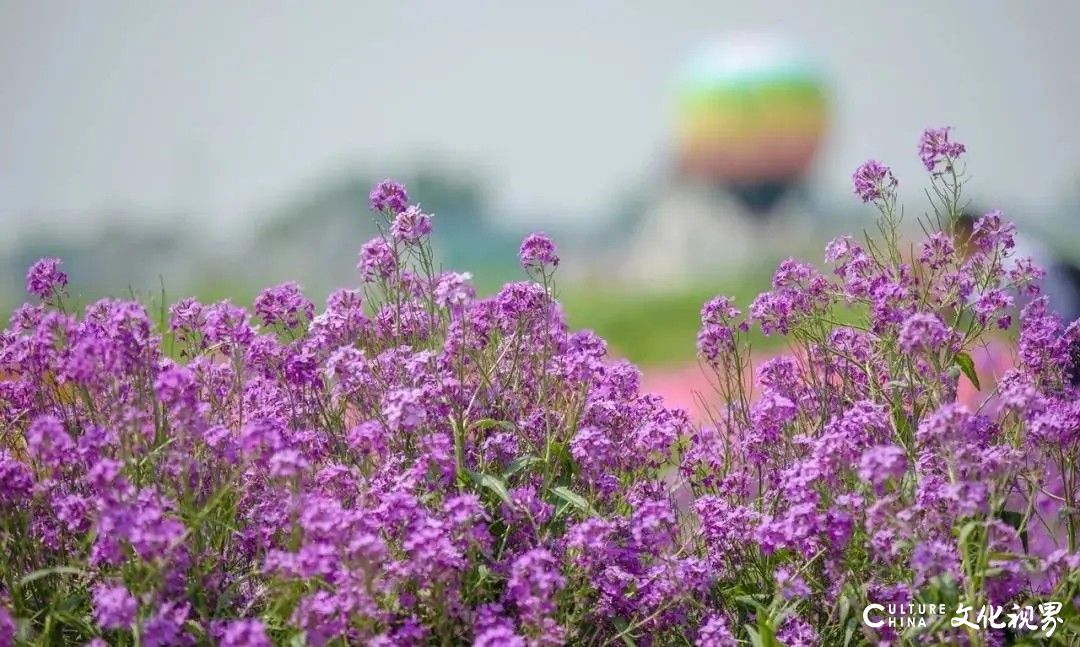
[561,287,715,365]
[558,271,778,365]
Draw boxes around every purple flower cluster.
[852,159,897,203]
[357,236,397,280]
[391,205,433,244]
[898,312,952,354]
[92,584,137,630]
[0,181,699,644]
[518,232,560,271]
[253,281,315,329]
[25,257,68,299]
[368,178,408,213]
[918,126,967,171]
[2,132,1078,645]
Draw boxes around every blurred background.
[4,1,1080,383]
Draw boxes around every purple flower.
[92,583,137,630]
[495,281,549,327]
[824,234,860,264]
[696,614,736,647]
[390,205,433,244]
[919,231,955,270]
[916,403,987,448]
[971,209,1016,253]
[518,232,560,270]
[973,288,1013,329]
[26,414,74,469]
[852,160,897,202]
[254,281,314,329]
[1017,296,1072,386]
[1007,256,1046,296]
[25,257,68,298]
[154,364,197,409]
[0,606,14,647]
[918,126,966,172]
[570,425,617,477]
[631,498,677,551]
[369,179,409,213]
[506,548,565,627]
[381,388,428,431]
[269,449,310,479]
[697,295,745,361]
[309,288,369,349]
[168,296,205,333]
[292,591,348,646]
[128,491,186,560]
[142,601,190,647]
[474,626,525,647]
[748,291,794,336]
[775,567,811,600]
[218,619,272,647]
[695,496,760,564]
[776,615,818,647]
[898,313,951,353]
[201,300,254,351]
[357,237,397,281]
[434,271,475,310]
[858,444,907,492]
[239,417,285,458]
[700,295,741,326]
[400,514,464,582]
[910,540,960,585]
[346,420,388,458]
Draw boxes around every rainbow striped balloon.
[675,35,829,212]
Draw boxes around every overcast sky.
[2,1,1079,235]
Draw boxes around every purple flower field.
[1,129,1078,645]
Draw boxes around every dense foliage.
[1,129,1078,646]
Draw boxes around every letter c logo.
[863,603,885,628]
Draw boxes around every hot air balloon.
[675,34,828,214]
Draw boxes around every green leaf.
[998,508,1029,553]
[843,621,857,647]
[475,564,491,586]
[467,470,512,506]
[955,352,981,391]
[755,613,778,647]
[550,485,596,516]
[49,611,95,634]
[18,566,84,588]
[735,594,770,613]
[57,593,85,613]
[503,455,542,480]
[468,418,515,433]
[837,595,851,627]
[956,520,979,547]
[184,619,208,640]
[891,408,912,439]
[612,617,637,647]
[745,625,764,647]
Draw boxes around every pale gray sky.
[2,1,1079,234]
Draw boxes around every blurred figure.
[955,210,1080,323]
